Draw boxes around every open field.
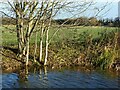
[1,25,118,46]
[1,25,120,70]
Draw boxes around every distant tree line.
[55,17,120,27]
[1,16,120,27]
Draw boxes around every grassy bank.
[1,25,120,71]
[1,26,116,45]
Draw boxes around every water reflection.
[43,66,49,87]
[16,66,49,88]
[2,66,120,88]
[18,65,28,82]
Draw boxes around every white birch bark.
[39,23,44,62]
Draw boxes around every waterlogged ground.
[2,67,120,88]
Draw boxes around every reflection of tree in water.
[43,66,48,80]
[16,66,49,88]
[17,65,29,88]
[38,66,49,87]
[18,66,28,81]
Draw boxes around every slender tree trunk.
[16,12,21,55]
[44,29,49,65]
[44,1,54,65]
[25,17,33,65]
[26,37,29,66]
[16,7,24,58]
[16,18,24,57]
[25,25,32,65]
[20,16,24,47]
[39,23,44,63]
[19,15,25,57]
[34,32,37,62]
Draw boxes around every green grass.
[1,25,119,69]
[1,25,117,46]
[1,26,17,45]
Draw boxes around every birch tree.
[44,0,54,65]
[7,0,41,65]
[37,0,72,65]
[5,0,68,65]
[1,0,109,66]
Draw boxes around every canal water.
[1,66,120,88]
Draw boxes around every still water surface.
[2,67,120,88]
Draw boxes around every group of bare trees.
[7,0,59,66]
[5,0,72,66]
[1,0,109,66]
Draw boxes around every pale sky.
[0,0,119,19]
[54,0,119,19]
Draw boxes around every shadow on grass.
[1,46,25,64]
[2,46,36,64]
[1,53,25,64]
[3,46,18,54]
